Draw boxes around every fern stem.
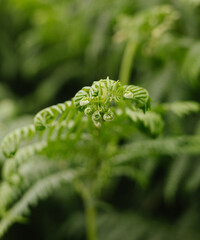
[77,181,97,240]
[84,197,97,240]
[119,40,138,85]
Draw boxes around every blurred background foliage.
[0,0,200,239]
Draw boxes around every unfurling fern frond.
[34,101,72,130]
[73,77,151,127]
[123,85,151,112]
[0,171,77,238]
[1,124,36,158]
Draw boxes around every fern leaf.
[34,101,72,130]
[2,142,47,182]
[0,170,76,238]
[1,124,36,158]
[123,85,151,112]
[0,158,67,216]
[0,182,21,216]
[112,135,200,164]
[162,101,199,117]
[125,109,164,137]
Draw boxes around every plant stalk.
[119,40,138,85]
[84,197,96,240]
[78,182,97,240]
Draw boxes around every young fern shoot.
[73,77,151,128]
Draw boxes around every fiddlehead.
[73,77,151,127]
[123,85,151,112]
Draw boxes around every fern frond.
[112,135,200,165]
[2,142,47,182]
[0,157,69,217]
[73,78,151,127]
[125,109,164,137]
[0,182,21,216]
[160,101,200,117]
[18,160,67,187]
[1,124,36,158]
[113,166,148,187]
[46,112,84,142]
[123,85,151,113]
[0,170,76,238]
[34,101,72,130]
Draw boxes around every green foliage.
[1,124,36,158]
[0,77,200,239]
[73,78,150,127]
[0,171,76,238]
[0,78,154,238]
[155,101,200,117]
[115,5,178,43]
[0,1,200,240]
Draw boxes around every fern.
[0,170,76,238]
[0,157,68,217]
[0,78,153,238]
[0,78,199,240]
[73,77,150,127]
[34,101,72,130]
[155,101,200,117]
[2,142,47,183]
[112,135,200,165]
[125,109,164,137]
[1,124,37,158]
[1,1,200,239]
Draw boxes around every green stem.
[78,182,97,240]
[84,197,96,240]
[119,40,138,85]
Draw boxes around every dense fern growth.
[1,1,200,240]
